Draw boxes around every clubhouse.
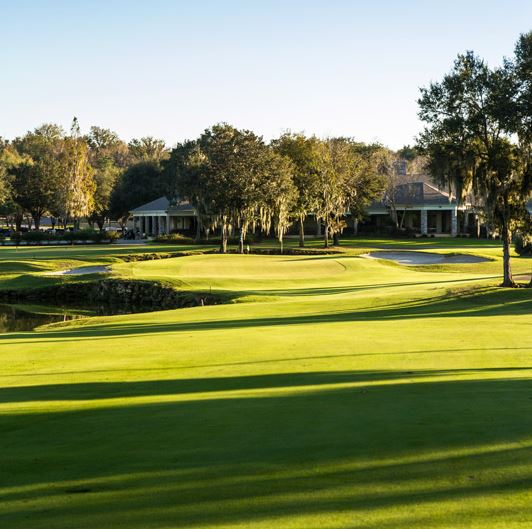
[129,181,478,238]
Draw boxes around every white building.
[130,197,197,236]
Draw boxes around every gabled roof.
[130,196,195,215]
[130,196,170,213]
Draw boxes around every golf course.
[0,238,531,529]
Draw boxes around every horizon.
[1,0,530,149]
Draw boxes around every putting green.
[0,240,531,529]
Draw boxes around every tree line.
[0,31,529,284]
[0,120,168,233]
[0,121,397,251]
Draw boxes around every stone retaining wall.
[0,280,220,310]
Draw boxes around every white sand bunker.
[365,251,489,265]
[48,266,110,276]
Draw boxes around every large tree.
[314,138,384,247]
[87,127,128,230]
[193,124,286,253]
[418,34,531,286]
[165,140,210,241]
[271,133,320,247]
[110,161,166,222]
[128,137,168,163]
[52,119,95,229]
[11,125,64,230]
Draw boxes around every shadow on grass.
[2,367,532,404]
[1,371,532,528]
[248,275,500,297]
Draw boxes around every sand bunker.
[365,251,489,265]
[48,266,110,276]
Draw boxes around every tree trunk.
[500,221,515,287]
[15,214,22,233]
[195,217,201,242]
[298,216,305,248]
[333,232,340,246]
[74,218,81,231]
[219,218,228,254]
[238,226,245,254]
[97,219,104,232]
[324,222,329,248]
[390,207,398,228]
[279,236,284,254]
[32,214,41,231]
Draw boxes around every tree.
[261,151,296,253]
[271,133,320,247]
[314,138,384,247]
[11,125,64,230]
[347,142,389,234]
[166,140,211,241]
[418,34,532,287]
[0,139,16,206]
[194,124,281,254]
[87,127,127,230]
[0,140,25,232]
[128,137,168,163]
[110,161,165,222]
[52,118,95,229]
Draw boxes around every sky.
[1,0,530,150]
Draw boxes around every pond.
[0,303,164,333]
[0,304,85,332]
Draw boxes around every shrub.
[21,231,51,244]
[154,233,194,244]
[105,231,120,243]
[515,232,532,256]
[63,229,108,243]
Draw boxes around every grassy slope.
[0,240,531,528]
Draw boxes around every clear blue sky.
[1,0,530,149]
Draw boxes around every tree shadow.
[1,372,532,528]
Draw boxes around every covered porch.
[131,214,196,237]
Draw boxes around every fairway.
[0,241,531,529]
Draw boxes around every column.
[141,216,146,236]
[166,214,171,234]
[451,209,458,236]
[420,209,428,235]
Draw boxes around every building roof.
[130,196,196,215]
[394,182,456,206]
[130,196,170,213]
[369,181,457,212]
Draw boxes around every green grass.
[0,238,531,528]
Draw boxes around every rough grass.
[0,238,531,529]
